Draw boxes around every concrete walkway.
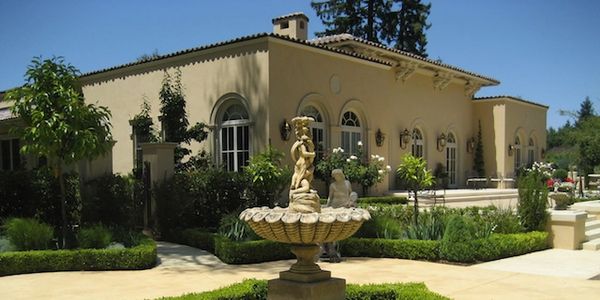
[0,242,599,300]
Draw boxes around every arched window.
[411,128,424,158]
[527,137,536,166]
[301,106,325,161]
[341,111,362,155]
[514,136,522,172]
[446,133,457,187]
[219,104,250,172]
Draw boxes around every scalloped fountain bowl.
[239,206,371,244]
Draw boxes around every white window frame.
[411,128,424,158]
[514,136,522,171]
[446,133,457,187]
[341,111,362,155]
[218,104,251,172]
[301,106,326,161]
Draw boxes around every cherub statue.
[288,116,320,213]
[322,169,357,263]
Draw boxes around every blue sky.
[1,0,598,129]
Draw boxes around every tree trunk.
[56,163,67,249]
[367,0,374,42]
[413,190,419,227]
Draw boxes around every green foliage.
[576,96,596,127]
[0,236,15,252]
[576,116,600,175]
[130,98,159,144]
[78,225,112,249]
[552,169,568,180]
[4,218,54,251]
[214,236,293,264]
[358,196,408,205]
[82,174,140,228]
[172,228,218,253]
[315,147,347,190]
[311,0,432,57]
[354,215,404,239]
[4,56,112,248]
[404,209,445,240]
[473,120,485,177]
[158,279,449,300]
[154,167,247,233]
[518,171,550,232]
[396,154,433,226]
[472,231,549,262]
[439,215,476,262]
[158,69,210,169]
[0,237,156,276]
[217,213,259,242]
[244,146,291,207]
[340,238,440,261]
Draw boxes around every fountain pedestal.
[268,277,345,300]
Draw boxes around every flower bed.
[0,237,156,276]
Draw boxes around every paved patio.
[0,242,599,300]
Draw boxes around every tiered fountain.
[240,116,370,300]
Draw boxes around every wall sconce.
[466,137,475,153]
[399,128,410,149]
[508,144,514,156]
[375,128,385,147]
[437,133,447,151]
[541,148,546,159]
[280,119,291,141]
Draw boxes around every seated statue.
[322,169,357,263]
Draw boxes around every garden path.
[0,242,598,300]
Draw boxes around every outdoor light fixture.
[437,133,447,151]
[375,128,385,147]
[399,128,410,149]
[508,144,514,156]
[280,119,291,141]
[541,148,546,159]
[467,137,475,153]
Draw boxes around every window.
[341,111,362,155]
[299,21,305,29]
[220,104,250,172]
[301,106,325,161]
[446,133,457,187]
[411,128,424,158]
[514,136,522,171]
[281,21,289,29]
[527,138,536,166]
[0,138,21,171]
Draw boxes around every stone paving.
[0,242,599,300]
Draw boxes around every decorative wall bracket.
[433,72,453,91]
[465,80,482,97]
[394,61,419,82]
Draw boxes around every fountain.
[240,116,371,300]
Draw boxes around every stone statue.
[322,169,357,263]
[327,169,358,208]
[288,116,320,213]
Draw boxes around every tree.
[311,0,431,56]
[158,69,209,169]
[473,120,485,177]
[4,56,112,247]
[576,96,596,127]
[396,154,433,226]
[575,116,600,175]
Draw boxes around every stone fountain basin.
[239,206,371,244]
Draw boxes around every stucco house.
[0,13,547,193]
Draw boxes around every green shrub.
[157,279,449,300]
[404,209,446,240]
[439,215,476,262]
[552,169,568,180]
[518,171,550,231]
[0,236,15,252]
[358,196,408,205]
[214,236,293,264]
[82,174,140,228]
[0,237,156,276]
[340,238,439,261]
[354,215,403,239]
[4,218,54,251]
[177,228,218,253]
[473,231,549,261]
[217,213,259,242]
[243,146,291,207]
[78,225,112,249]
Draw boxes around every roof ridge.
[473,95,548,108]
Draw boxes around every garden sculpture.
[323,169,358,262]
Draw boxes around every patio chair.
[465,171,487,189]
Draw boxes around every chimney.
[272,12,309,40]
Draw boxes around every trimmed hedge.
[214,236,293,264]
[358,196,408,205]
[473,231,549,262]
[0,237,156,276]
[157,279,449,300]
[340,238,440,261]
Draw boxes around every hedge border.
[157,278,449,300]
[0,237,157,276]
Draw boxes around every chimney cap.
[272,12,309,24]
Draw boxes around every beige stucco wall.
[267,38,477,193]
[80,39,271,175]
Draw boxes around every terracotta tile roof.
[80,33,392,79]
[272,12,309,23]
[310,34,499,84]
[473,95,549,109]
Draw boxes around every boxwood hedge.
[157,279,449,300]
[0,237,156,276]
